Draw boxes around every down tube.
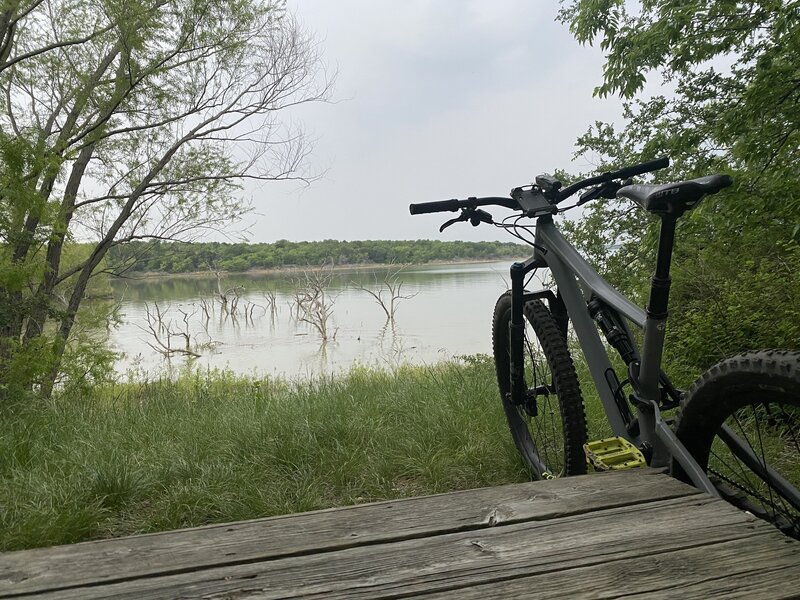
[538,242,630,439]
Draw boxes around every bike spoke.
[778,404,800,452]
[730,411,766,495]
[713,402,800,529]
[542,396,558,473]
[493,295,586,480]
[751,406,797,521]
[529,370,554,471]
[750,406,783,517]
[523,325,562,475]
[711,447,760,501]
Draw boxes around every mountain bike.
[409,157,800,539]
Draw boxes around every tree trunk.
[39,116,192,397]
[24,144,95,341]
[0,5,16,66]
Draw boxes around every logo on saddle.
[651,187,681,199]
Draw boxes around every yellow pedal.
[583,437,646,471]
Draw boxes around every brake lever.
[576,187,602,207]
[577,181,624,206]
[439,208,494,232]
[439,215,465,232]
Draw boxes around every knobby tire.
[492,292,587,479]
[674,349,800,539]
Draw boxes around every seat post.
[634,214,679,465]
[638,214,678,403]
[648,214,678,321]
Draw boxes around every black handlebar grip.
[617,156,670,179]
[409,199,461,215]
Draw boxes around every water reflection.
[110,260,536,377]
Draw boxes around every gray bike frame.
[521,215,720,495]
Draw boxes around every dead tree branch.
[355,265,418,322]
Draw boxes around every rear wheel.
[674,350,800,539]
[492,292,587,479]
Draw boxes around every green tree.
[0,0,330,400]
[558,0,800,379]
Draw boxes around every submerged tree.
[292,264,338,342]
[0,0,331,400]
[355,265,418,323]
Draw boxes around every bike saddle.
[617,174,732,216]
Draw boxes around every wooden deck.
[1,469,798,599]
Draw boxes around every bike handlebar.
[409,196,517,215]
[618,156,671,179]
[408,157,670,215]
[409,199,462,215]
[555,156,670,202]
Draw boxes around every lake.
[109,260,533,377]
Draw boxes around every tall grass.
[0,357,528,551]
[570,344,617,441]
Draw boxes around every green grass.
[0,357,529,551]
[569,339,616,442]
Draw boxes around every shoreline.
[114,257,525,280]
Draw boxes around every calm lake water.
[109,260,534,378]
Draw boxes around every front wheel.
[674,350,800,539]
[492,292,587,479]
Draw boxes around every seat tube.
[638,215,678,402]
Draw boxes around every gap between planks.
[1,470,701,598]
[9,486,793,599]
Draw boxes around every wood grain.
[420,535,800,600]
[2,471,797,600]
[21,495,796,599]
[0,469,693,597]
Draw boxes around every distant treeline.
[106,239,530,273]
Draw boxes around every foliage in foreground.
[0,358,527,551]
[558,0,800,381]
[0,0,328,400]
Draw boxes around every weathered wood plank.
[419,536,800,600]
[0,469,696,597]
[25,494,792,600]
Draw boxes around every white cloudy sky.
[245,1,624,243]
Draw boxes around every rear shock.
[587,297,637,429]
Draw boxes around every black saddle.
[617,174,733,216]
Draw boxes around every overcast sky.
[244,1,624,243]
